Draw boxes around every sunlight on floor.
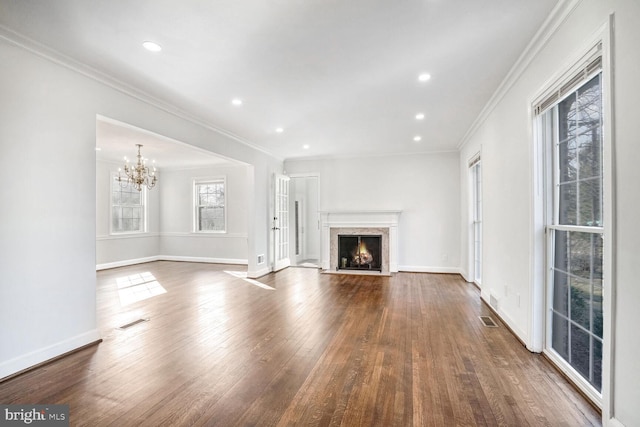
[116,272,167,306]
[224,271,275,290]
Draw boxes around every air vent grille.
[479,316,498,328]
[117,318,149,330]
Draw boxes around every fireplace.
[337,235,382,271]
[321,210,401,275]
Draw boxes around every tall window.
[111,175,146,234]
[194,178,226,232]
[470,156,482,284]
[538,54,603,395]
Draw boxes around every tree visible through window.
[547,72,603,392]
[112,175,145,233]
[195,180,225,232]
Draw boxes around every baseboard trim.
[607,418,625,427]
[159,255,248,265]
[0,329,101,381]
[96,256,160,270]
[96,256,248,270]
[247,266,271,279]
[398,265,461,274]
[480,295,528,348]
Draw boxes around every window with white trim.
[469,156,482,285]
[535,47,604,396]
[194,178,226,232]
[111,174,146,234]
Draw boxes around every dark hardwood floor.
[0,261,601,426]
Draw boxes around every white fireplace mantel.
[320,210,401,273]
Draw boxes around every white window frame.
[110,172,147,235]
[530,24,614,413]
[468,153,482,286]
[193,176,227,233]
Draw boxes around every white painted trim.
[458,0,582,150]
[96,255,247,271]
[0,329,101,379]
[247,266,271,279]
[398,266,462,275]
[481,294,529,345]
[96,256,161,270]
[97,232,247,240]
[193,176,227,233]
[600,14,617,423]
[159,255,247,265]
[159,232,248,239]
[0,26,282,161]
[529,20,612,413]
[543,348,602,407]
[96,233,160,241]
[320,211,401,273]
[284,149,458,163]
[606,418,625,427]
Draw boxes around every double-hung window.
[194,178,226,232]
[469,155,482,285]
[535,46,604,398]
[111,174,146,234]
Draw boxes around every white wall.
[285,152,460,272]
[0,35,281,379]
[459,1,640,425]
[159,165,249,262]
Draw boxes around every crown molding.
[456,0,583,150]
[0,25,282,162]
[283,148,458,163]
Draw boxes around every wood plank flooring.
[0,261,601,426]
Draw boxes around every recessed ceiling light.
[231,98,243,106]
[418,73,431,82]
[95,147,102,151]
[275,127,284,133]
[413,136,422,142]
[415,113,425,120]
[142,41,162,52]
[303,144,310,149]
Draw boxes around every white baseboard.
[96,256,160,270]
[398,265,462,275]
[0,329,101,380]
[480,294,529,345]
[247,266,271,279]
[96,256,248,270]
[607,417,625,427]
[159,255,248,265]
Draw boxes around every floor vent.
[117,318,149,330]
[479,316,498,327]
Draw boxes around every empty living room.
[1,1,639,426]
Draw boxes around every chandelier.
[117,144,157,191]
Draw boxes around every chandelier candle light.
[118,144,157,191]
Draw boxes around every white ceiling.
[95,118,236,169]
[0,0,559,161]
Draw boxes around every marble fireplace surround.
[320,211,401,275]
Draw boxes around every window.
[194,178,226,232]
[111,174,146,234]
[469,156,482,284]
[536,52,604,396]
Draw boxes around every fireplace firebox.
[337,235,382,271]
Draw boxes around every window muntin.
[546,72,603,393]
[111,174,146,234]
[470,159,482,284]
[195,179,226,232]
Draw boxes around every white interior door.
[273,174,290,272]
